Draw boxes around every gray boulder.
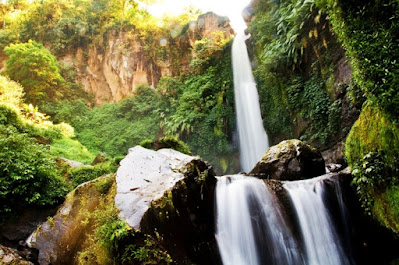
[29,146,217,264]
[250,139,325,181]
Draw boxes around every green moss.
[69,161,118,188]
[139,136,192,155]
[345,102,399,167]
[373,185,399,234]
[150,190,177,223]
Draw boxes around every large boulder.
[250,139,325,181]
[29,146,218,264]
[115,146,218,263]
[28,174,115,265]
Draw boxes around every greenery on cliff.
[315,0,399,234]
[249,0,359,148]
[247,0,399,237]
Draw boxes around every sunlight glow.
[147,0,251,31]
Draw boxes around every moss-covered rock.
[345,102,399,167]
[28,174,116,265]
[250,139,325,181]
[345,101,399,235]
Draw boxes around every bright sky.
[146,0,252,31]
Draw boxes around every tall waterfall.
[232,29,269,172]
[215,175,355,265]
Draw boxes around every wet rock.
[321,140,346,165]
[0,245,33,265]
[250,139,325,181]
[28,175,115,265]
[91,152,108,165]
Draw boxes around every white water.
[284,176,352,265]
[215,176,303,265]
[232,29,269,172]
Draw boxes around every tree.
[3,40,64,104]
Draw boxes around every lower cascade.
[215,175,354,265]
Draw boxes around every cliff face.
[62,12,234,105]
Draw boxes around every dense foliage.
[316,0,399,118]
[46,41,236,173]
[314,0,399,234]
[3,40,64,104]
[0,75,109,220]
[249,0,350,147]
[0,103,68,218]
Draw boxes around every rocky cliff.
[62,12,234,105]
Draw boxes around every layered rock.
[250,139,325,181]
[64,12,234,105]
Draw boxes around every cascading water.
[215,174,355,265]
[283,176,353,265]
[217,7,354,265]
[215,175,304,265]
[232,27,269,172]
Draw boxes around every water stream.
[215,175,303,265]
[232,29,269,172]
[284,176,353,265]
[215,175,354,265]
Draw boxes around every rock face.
[115,146,218,263]
[115,146,199,229]
[250,139,325,181]
[28,174,115,265]
[64,12,234,105]
[0,245,34,265]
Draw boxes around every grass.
[50,136,96,164]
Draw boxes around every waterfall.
[283,176,353,265]
[215,175,355,265]
[232,29,269,172]
[215,175,304,265]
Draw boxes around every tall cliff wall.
[61,12,233,105]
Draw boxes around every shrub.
[139,136,192,155]
[69,161,118,188]
[0,125,67,218]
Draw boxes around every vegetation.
[0,75,106,220]
[250,0,349,147]
[77,179,172,265]
[42,38,236,173]
[315,0,399,118]
[311,0,399,235]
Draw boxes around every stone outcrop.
[250,139,325,181]
[115,146,218,263]
[64,12,234,105]
[28,174,115,265]
[0,245,34,265]
[29,146,217,264]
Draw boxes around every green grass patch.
[50,136,95,164]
